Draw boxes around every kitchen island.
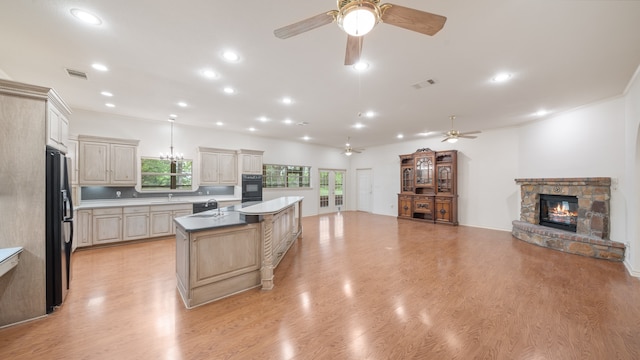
[174,196,303,308]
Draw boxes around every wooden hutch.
[398,148,458,225]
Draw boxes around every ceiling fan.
[274,0,447,65]
[343,137,364,156]
[442,115,481,143]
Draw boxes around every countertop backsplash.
[80,186,235,201]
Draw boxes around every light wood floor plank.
[1,212,639,359]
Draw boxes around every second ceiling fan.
[274,0,447,65]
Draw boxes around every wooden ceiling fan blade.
[274,12,336,39]
[381,4,447,36]
[345,35,363,65]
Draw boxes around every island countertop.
[173,201,261,232]
[238,196,304,215]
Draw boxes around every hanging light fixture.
[337,0,381,37]
[159,117,183,162]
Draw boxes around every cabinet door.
[200,152,220,184]
[76,210,93,248]
[123,211,149,241]
[415,155,435,187]
[110,144,137,185]
[150,211,173,238]
[401,166,414,193]
[435,198,453,223]
[398,195,412,217]
[67,139,79,185]
[79,141,109,184]
[413,196,435,220]
[93,214,122,244]
[218,153,237,184]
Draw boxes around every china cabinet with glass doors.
[397,148,458,225]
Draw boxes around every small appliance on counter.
[241,174,263,203]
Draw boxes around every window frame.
[140,157,193,192]
[263,164,312,189]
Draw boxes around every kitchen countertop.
[174,201,261,232]
[238,196,303,215]
[76,195,241,209]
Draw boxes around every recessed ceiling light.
[169,114,178,119]
[223,87,235,94]
[216,121,224,126]
[353,61,369,71]
[303,136,310,141]
[491,72,512,83]
[70,8,102,25]
[418,131,435,136]
[258,116,269,122]
[283,119,293,125]
[535,110,549,117]
[397,134,404,139]
[105,103,115,108]
[100,91,113,97]
[178,102,188,107]
[364,111,375,118]
[222,50,240,62]
[248,127,256,132]
[282,97,293,105]
[202,69,217,79]
[353,123,365,129]
[92,63,108,71]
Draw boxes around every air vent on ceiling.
[412,78,436,89]
[66,68,88,80]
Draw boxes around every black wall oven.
[242,174,263,203]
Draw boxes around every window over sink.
[140,157,193,191]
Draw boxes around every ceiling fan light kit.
[337,1,382,37]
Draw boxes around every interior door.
[319,169,345,214]
[356,168,372,212]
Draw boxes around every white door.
[319,169,346,214]
[357,168,373,212]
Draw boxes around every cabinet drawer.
[413,197,434,214]
[92,207,122,216]
[124,206,150,214]
[151,204,192,212]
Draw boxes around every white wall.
[69,109,350,217]
[624,65,640,276]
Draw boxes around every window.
[263,164,311,188]
[140,158,192,191]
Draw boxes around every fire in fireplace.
[539,194,578,232]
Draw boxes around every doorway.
[356,168,372,212]
[319,169,345,214]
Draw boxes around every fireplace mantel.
[512,177,625,261]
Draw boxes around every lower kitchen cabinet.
[150,204,192,238]
[123,206,150,241]
[92,207,123,245]
[76,209,93,248]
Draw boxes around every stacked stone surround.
[512,177,625,261]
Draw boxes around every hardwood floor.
[2,211,640,359]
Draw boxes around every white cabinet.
[123,206,150,241]
[76,210,93,248]
[66,138,78,185]
[199,147,237,185]
[92,207,122,245]
[238,149,263,175]
[78,135,139,186]
[149,204,192,237]
[46,103,70,152]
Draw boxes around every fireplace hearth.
[512,177,625,261]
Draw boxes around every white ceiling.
[1,1,639,150]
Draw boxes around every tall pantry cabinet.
[0,79,72,327]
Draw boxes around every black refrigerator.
[45,146,74,313]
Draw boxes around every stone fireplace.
[512,177,625,261]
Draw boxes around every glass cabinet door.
[402,167,414,192]
[437,165,452,193]
[415,156,434,187]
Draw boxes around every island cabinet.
[199,147,237,185]
[78,135,139,186]
[397,148,458,225]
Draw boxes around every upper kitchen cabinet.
[78,135,139,186]
[238,149,264,175]
[199,147,237,185]
[46,102,71,152]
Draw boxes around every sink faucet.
[168,193,173,201]
[206,198,217,208]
